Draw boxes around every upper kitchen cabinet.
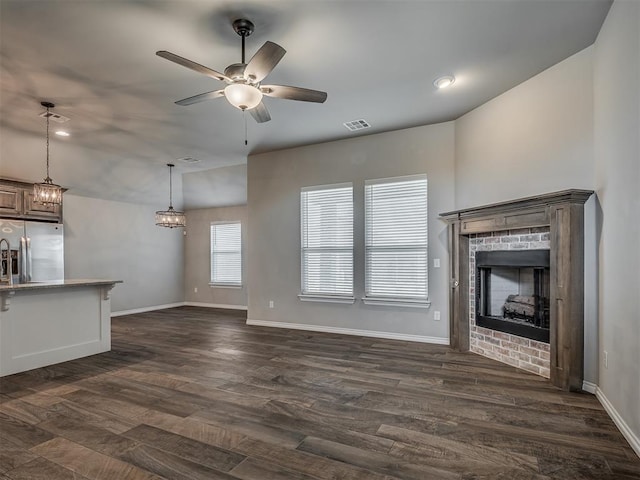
[0,183,21,217]
[0,179,63,222]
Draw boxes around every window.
[300,183,354,302]
[210,222,242,286]
[364,175,428,306]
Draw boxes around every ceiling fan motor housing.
[224,63,249,82]
[232,19,254,37]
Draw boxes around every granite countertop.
[0,279,123,292]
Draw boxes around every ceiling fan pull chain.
[244,110,248,146]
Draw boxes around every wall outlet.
[604,350,608,369]
[269,300,274,309]
[194,287,198,293]
[434,310,441,321]
[434,258,440,268]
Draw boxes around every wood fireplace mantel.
[440,189,593,391]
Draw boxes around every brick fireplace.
[470,229,551,378]
[440,190,593,391]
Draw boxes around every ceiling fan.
[156,19,327,123]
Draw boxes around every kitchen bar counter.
[0,279,120,293]
[0,279,121,377]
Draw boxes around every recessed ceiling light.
[55,130,70,137]
[433,75,455,89]
[178,157,200,164]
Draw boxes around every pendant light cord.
[45,106,51,181]
[169,164,173,209]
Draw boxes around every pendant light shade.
[33,101,63,206]
[155,163,186,228]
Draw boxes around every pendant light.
[155,163,186,228]
[33,101,63,205]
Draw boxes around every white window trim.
[298,294,355,304]
[364,174,429,305]
[362,297,431,308]
[210,221,242,287]
[364,173,427,185]
[300,182,353,193]
[300,182,354,299]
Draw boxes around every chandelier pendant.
[155,163,186,228]
[33,101,63,206]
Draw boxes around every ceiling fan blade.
[261,85,327,103]
[244,41,286,83]
[156,51,232,83]
[249,101,271,123]
[175,90,225,106]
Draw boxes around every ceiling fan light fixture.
[433,75,455,89]
[224,83,263,110]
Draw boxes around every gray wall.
[455,46,595,209]
[456,47,598,383]
[63,194,184,313]
[453,47,598,385]
[182,164,247,210]
[452,7,640,450]
[593,0,640,444]
[247,122,455,341]
[184,205,247,307]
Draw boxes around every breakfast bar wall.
[0,279,121,376]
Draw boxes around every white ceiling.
[0,0,611,209]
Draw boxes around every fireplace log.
[507,294,536,306]
[503,294,536,321]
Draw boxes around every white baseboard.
[111,302,185,317]
[112,302,249,317]
[582,381,597,394]
[246,318,449,345]
[184,302,248,311]
[595,386,640,458]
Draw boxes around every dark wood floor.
[1,307,639,479]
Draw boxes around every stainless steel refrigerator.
[0,219,64,283]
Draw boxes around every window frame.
[210,221,243,288]
[363,174,430,308]
[299,182,355,304]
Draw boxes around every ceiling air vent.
[343,119,371,132]
[38,110,70,123]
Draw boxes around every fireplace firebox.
[475,250,550,342]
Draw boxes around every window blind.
[211,222,242,285]
[365,175,428,300]
[301,184,353,297]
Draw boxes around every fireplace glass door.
[475,250,550,342]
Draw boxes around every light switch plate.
[434,258,440,268]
